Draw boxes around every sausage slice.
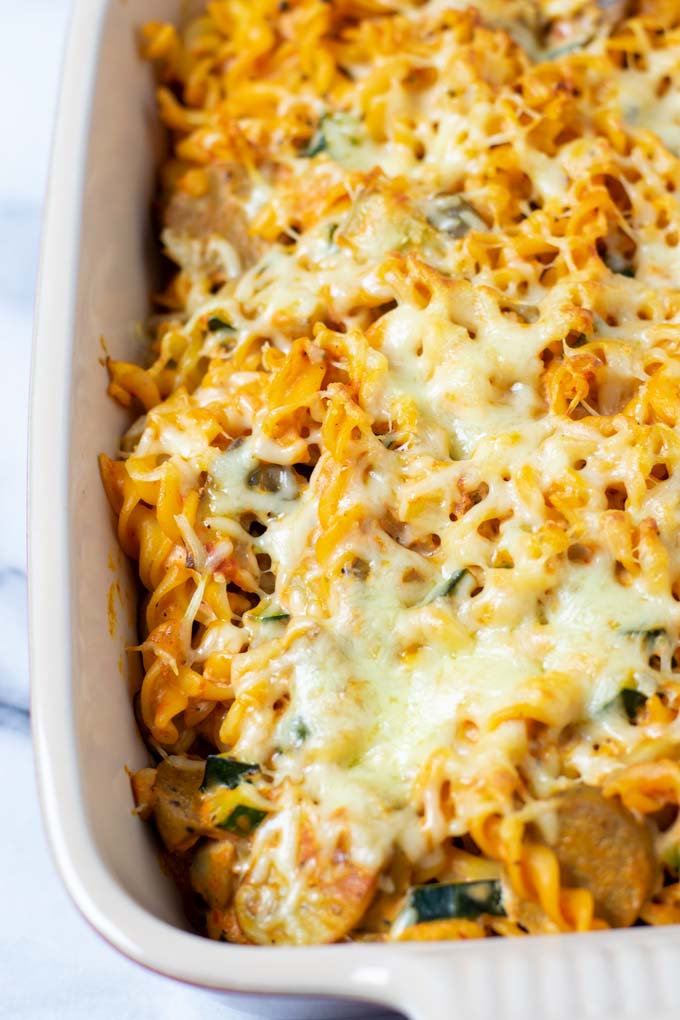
[550,785,656,927]
[152,756,205,853]
[163,165,261,275]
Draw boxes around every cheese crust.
[103,0,680,943]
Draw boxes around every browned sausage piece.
[163,165,261,273]
[550,786,656,928]
[152,756,205,853]
[235,822,378,944]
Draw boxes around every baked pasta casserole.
[100,0,680,944]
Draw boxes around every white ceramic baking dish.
[28,1,680,1017]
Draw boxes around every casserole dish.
[28,0,680,1016]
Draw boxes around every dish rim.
[27,2,680,1018]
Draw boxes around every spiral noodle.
[104,1,680,943]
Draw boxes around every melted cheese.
[114,0,680,942]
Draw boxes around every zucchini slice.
[201,755,259,791]
[247,463,299,497]
[200,758,270,835]
[620,687,648,722]
[602,685,649,723]
[302,125,328,158]
[206,315,235,332]
[201,785,270,835]
[220,804,268,836]
[623,627,666,643]
[291,717,310,744]
[395,880,505,934]
[248,599,290,624]
[421,569,468,606]
[301,113,362,161]
[424,194,486,238]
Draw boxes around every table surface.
[0,3,381,1016]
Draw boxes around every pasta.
[100,0,680,944]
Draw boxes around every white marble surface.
[0,3,379,1016]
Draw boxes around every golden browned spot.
[235,821,378,945]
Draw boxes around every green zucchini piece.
[425,194,486,238]
[302,122,328,158]
[620,688,648,723]
[401,880,505,926]
[442,569,468,597]
[291,717,310,744]
[623,627,666,643]
[302,113,362,160]
[247,463,298,497]
[207,315,235,332]
[201,780,271,834]
[218,804,268,835]
[201,755,259,791]
[421,568,468,606]
[259,612,291,623]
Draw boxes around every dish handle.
[371,940,680,1020]
[352,954,482,1020]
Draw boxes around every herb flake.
[207,315,235,333]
